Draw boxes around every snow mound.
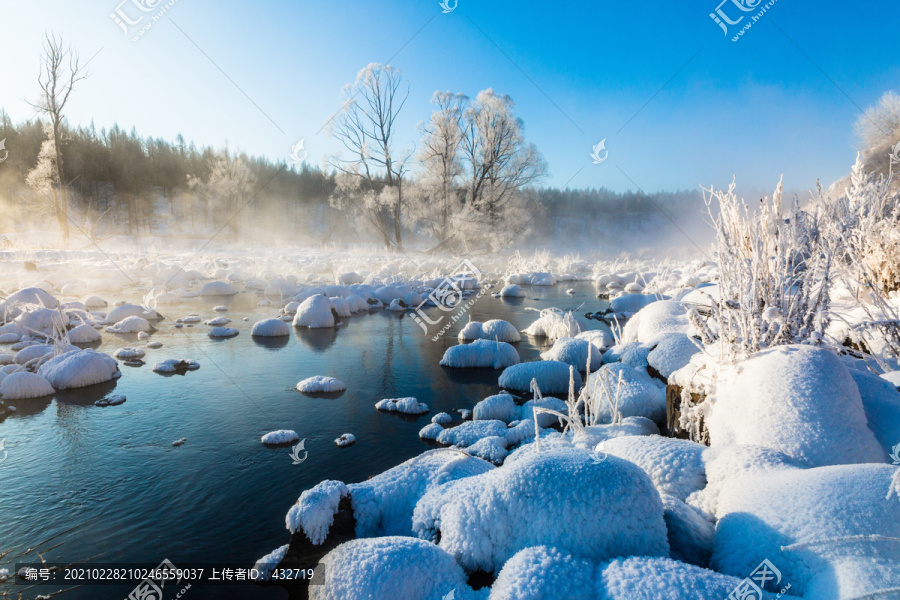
[436,420,509,448]
[329,296,352,317]
[646,333,700,379]
[83,296,107,308]
[204,316,230,326]
[707,345,886,467]
[0,371,54,399]
[376,397,429,415]
[106,304,158,323]
[620,299,689,344]
[199,281,237,296]
[106,316,152,334]
[38,349,120,390]
[152,359,200,373]
[349,449,495,538]
[0,333,20,344]
[601,556,799,600]
[412,447,668,573]
[582,362,666,423]
[208,326,239,338]
[419,423,443,440]
[114,347,145,360]
[16,307,68,335]
[440,339,520,369]
[458,319,521,343]
[499,361,581,395]
[261,429,300,445]
[848,368,900,457]
[518,396,569,428]
[499,284,525,298]
[297,376,346,394]
[712,463,900,596]
[576,329,615,352]
[286,480,350,543]
[607,293,663,318]
[250,318,290,337]
[601,435,708,501]
[473,393,518,423]
[335,433,356,447]
[522,308,581,342]
[293,295,335,328]
[661,494,715,568]
[432,412,454,424]
[309,537,474,600]
[489,546,595,600]
[540,337,603,371]
[0,287,58,318]
[68,323,101,343]
[14,344,58,365]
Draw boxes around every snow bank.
[349,449,495,538]
[848,368,900,457]
[712,463,900,596]
[297,376,346,393]
[38,349,120,390]
[707,345,886,467]
[499,361,581,395]
[412,447,668,573]
[0,371,54,399]
[199,281,237,296]
[309,537,474,600]
[250,318,290,337]
[440,340,520,369]
[472,393,518,423]
[293,295,335,328]
[376,397,429,415]
[261,429,300,445]
[458,319,521,343]
[540,337,603,371]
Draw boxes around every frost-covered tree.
[27,32,90,241]
[24,124,61,220]
[855,90,900,177]
[328,63,410,249]
[188,152,257,240]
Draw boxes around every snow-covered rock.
[293,295,336,328]
[472,393,518,423]
[489,546,595,600]
[335,433,356,447]
[106,316,152,334]
[540,337,603,371]
[38,349,120,390]
[661,494,715,568]
[15,307,68,335]
[68,323,102,343]
[413,447,668,573]
[286,480,350,543]
[261,429,300,445]
[199,281,237,296]
[458,319,521,343]
[620,299,689,344]
[106,304,158,323]
[152,359,200,373]
[436,420,508,448]
[601,435,708,501]
[376,397,429,415]
[499,284,525,298]
[646,332,700,379]
[113,347,145,360]
[576,329,615,352]
[707,345,886,467]
[499,361,581,395]
[297,376,346,394]
[582,362,666,424]
[440,339,520,369]
[0,371,54,399]
[848,368,900,457]
[522,309,580,342]
[250,318,290,337]
[204,316,231,326]
[208,326,239,338]
[0,287,58,318]
[431,412,454,425]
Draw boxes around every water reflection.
[294,326,338,352]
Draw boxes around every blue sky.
[1,0,897,194]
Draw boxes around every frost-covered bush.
[522,307,580,342]
[701,178,832,360]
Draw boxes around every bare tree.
[328,63,410,249]
[28,33,90,242]
[417,91,467,248]
[461,90,547,225]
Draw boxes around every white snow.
[412,447,668,573]
[620,299,689,344]
[575,329,615,352]
[199,281,237,296]
[261,429,300,445]
[113,347,145,360]
[458,319,521,343]
[0,371,54,399]
[601,435,708,501]
[582,362,666,424]
[293,295,336,328]
[204,316,231,326]
[152,359,200,373]
[522,308,580,342]
[499,360,582,395]
[440,339,520,369]
[251,544,288,581]
[419,423,444,440]
[68,323,102,343]
[707,345,886,467]
[376,397,429,415]
[208,326,239,337]
[436,420,509,447]
[38,349,120,390]
[540,337,603,371]
[250,318,290,337]
[106,303,158,323]
[297,376,346,393]
[499,284,525,298]
[286,480,350,543]
[335,433,356,447]
[472,393,518,423]
[432,412,454,424]
[489,546,595,600]
[646,333,700,379]
[106,316,152,334]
